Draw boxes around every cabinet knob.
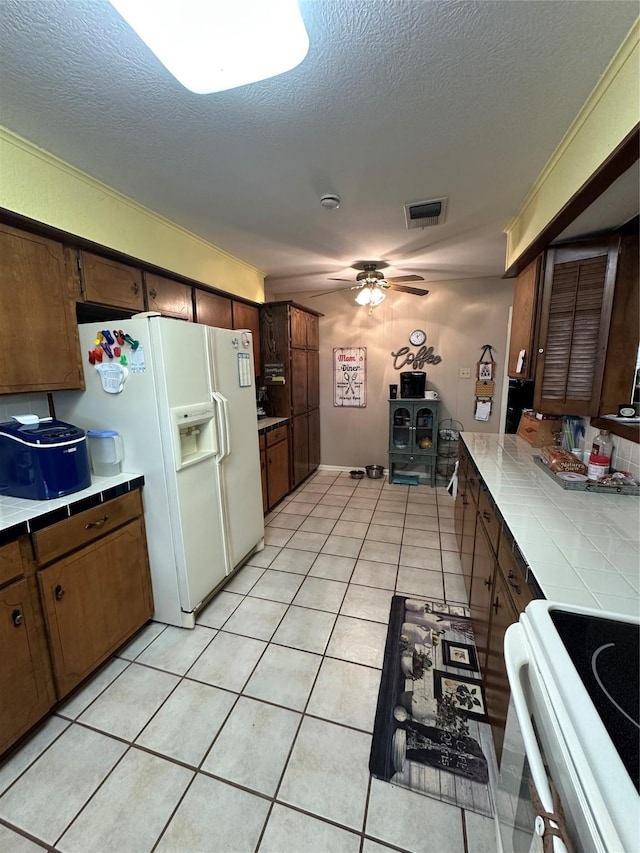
[12,609,23,627]
[484,577,492,589]
[85,515,108,530]
[482,510,491,522]
[131,281,139,295]
[493,596,501,614]
[55,584,65,601]
[538,347,544,354]
[149,287,157,300]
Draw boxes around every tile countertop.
[0,472,145,539]
[462,433,640,618]
[257,416,289,433]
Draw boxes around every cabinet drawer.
[266,426,288,447]
[477,488,500,554]
[33,490,143,566]
[0,539,25,587]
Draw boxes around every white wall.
[280,277,514,469]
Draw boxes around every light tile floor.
[0,471,498,853]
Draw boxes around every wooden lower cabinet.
[291,410,320,488]
[0,576,54,755]
[259,426,291,512]
[39,518,153,698]
[292,413,309,487]
[469,515,496,673]
[484,540,534,762]
[483,564,518,762]
[308,409,320,472]
[266,430,290,508]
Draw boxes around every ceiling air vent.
[404,197,448,229]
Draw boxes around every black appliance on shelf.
[504,379,534,433]
[400,371,426,399]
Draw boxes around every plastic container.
[86,429,124,477]
[587,430,612,481]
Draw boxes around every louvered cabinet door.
[534,237,619,416]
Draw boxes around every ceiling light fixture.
[108,0,310,94]
[355,284,386,307]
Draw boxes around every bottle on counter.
[587,430,613,481]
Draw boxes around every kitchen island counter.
[0,472,145,539]
[462,432,639,616]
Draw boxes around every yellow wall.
[0,127,265,302]
[505,19,639,269]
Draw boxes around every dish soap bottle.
[587,430,613,481]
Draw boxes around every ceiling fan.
[314,261,429,307]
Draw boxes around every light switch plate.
[459,368,471,378]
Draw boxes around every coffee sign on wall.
[334,347,366,407]
[391,330,442,370]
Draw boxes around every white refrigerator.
[55,314,264,628]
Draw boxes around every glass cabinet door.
[391,405,411,451]
[415,406,435,452]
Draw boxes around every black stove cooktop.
[550,609,640,792]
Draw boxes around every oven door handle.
[504,624,561,825]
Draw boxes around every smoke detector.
[320,193,341,210]
[404,197,448,229]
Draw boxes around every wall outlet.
[459,368,471,378]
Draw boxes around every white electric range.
[498,600,639,852]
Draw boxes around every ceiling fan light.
[108,0,309,94]
[355,288,372,306]
[369,287,386,306]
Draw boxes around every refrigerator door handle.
[212,391,231,461]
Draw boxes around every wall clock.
[409,329,426,346]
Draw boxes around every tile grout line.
[2,473,474,853]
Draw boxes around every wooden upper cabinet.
[290,307,308,347]
[0,224,84,393]
[194,290,232,328]
[232,300,261,377]
[507,256,541,380]
[307,349,320,409]
[78,250,144,312]
[291,349,309,415]
[145,272,193,321]
[306,312,319,349]
[534,237,619,416]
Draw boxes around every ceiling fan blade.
[385,274,425,283]
[310,285,354,298]
[328,277,356,282]
[387,284,430,296]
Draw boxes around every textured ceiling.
[0,0,637,295]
